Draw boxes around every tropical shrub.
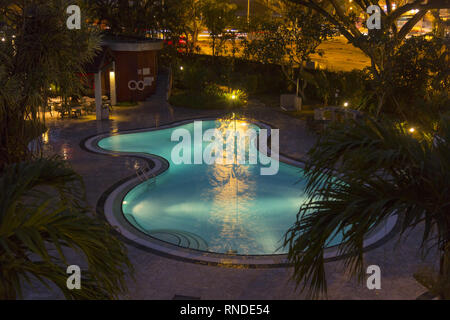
[387,35,450,121]
[310,70,374,110]
[0,0,100,169]
[176,62,210,92]
[0,158,133,299]
[170,83,247,110]
[285,115,450,299]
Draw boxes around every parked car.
[164,36,188,53]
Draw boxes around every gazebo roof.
[84,46,115,74]
[101,33,163,44]
[101,33,164,52]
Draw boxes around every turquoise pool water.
[98,120,342,255]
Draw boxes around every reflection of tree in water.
[203,118,261,254]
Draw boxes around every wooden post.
[110,62,117,106]
[95,71,103,120]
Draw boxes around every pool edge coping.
[81,117,401,268]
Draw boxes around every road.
[309,36,371,71]
[197,36,371,72]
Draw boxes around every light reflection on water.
[205,162,258,254]
[61,143,72,160]
[205,119,259,254]
[100,118,321,255]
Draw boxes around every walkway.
[25,73,435,300]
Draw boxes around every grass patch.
[115,101,139,107]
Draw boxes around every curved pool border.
[82,117,400,268]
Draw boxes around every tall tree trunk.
[376,92,386,118]
[431,10,445,37]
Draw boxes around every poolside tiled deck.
[25,74,437,300]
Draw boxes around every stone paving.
[24,73,437,300]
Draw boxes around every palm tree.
[284,115,450,299]
[88,0,161,37]
[0,157,133,299]
[0,0,100,168]
[0,1,133,299]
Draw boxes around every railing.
[135,162,156,185]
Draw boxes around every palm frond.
[285,116,450,298]
[0,158,133,300]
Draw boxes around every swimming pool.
[96,118,344,256]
